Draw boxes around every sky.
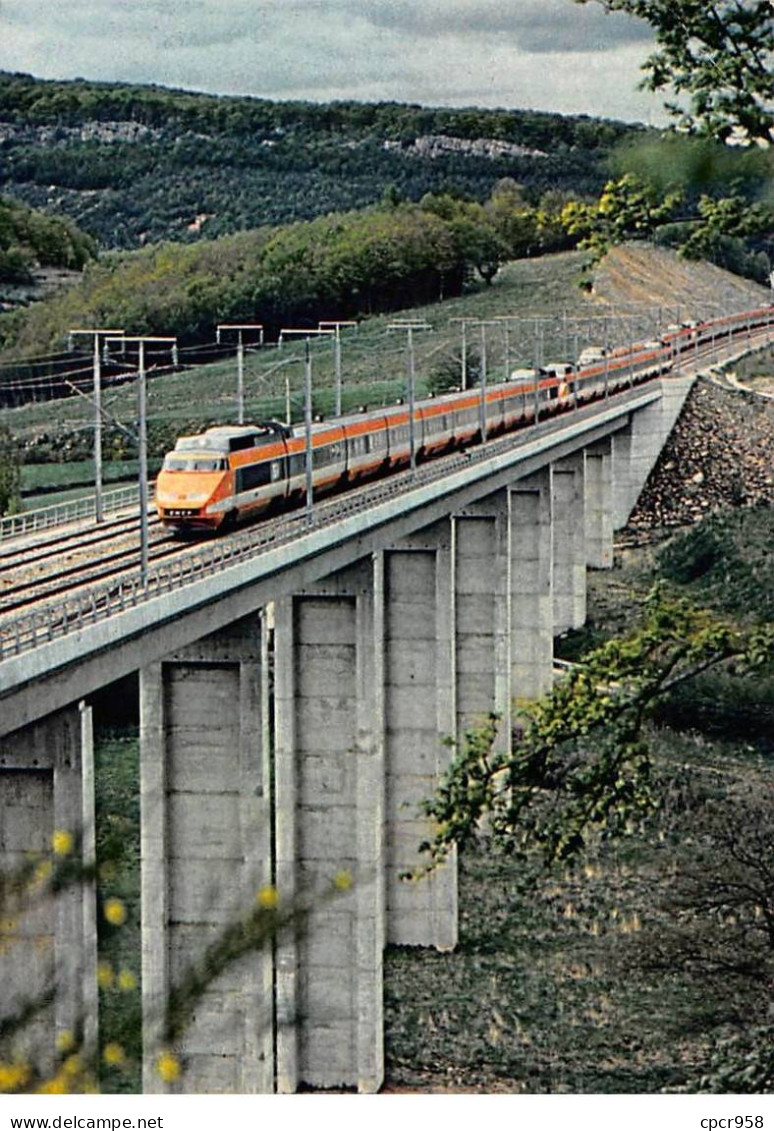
[0,0,664,125]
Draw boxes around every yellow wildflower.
[62,1055,82,1079]
[55,1030,76,1054]
[37,1075,67,1094]
[0,1061,31,1093]
[333,870,353,892]
[31,859,53,889]
[256,885,279,910]
[117,968,137,992]
[97,961,114,990]
[103,898,127,927]
[52,830,74,856]
[156,1051,180,1083]
[103,1043,125,1067]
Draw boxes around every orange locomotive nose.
[156,464,230,531]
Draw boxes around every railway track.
[0,510,158,571]
[0,509,171,614]
[0,533,182,615]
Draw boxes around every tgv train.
[155,305,773,534]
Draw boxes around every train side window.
[348,435,369,457]
[236,461,272,492]
[270,460,284,482]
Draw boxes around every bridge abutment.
[616,375,697,525]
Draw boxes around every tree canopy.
[575,1,774,143]
[420,587,774,869]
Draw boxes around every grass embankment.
[8,251,594,436]
[7,251,594,509]
[17,460,155,511]
[9,243,770,512]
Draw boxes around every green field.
[6,251,671,460]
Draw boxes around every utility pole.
[472,321,498,444]
[107,335,176,587]
[217,324,263,426]
[450,317,480,390]
[68,328,124,523]
[534,325,542,423]
[319,321,357,417]
[389,321,431,474]
[479,322,488,441]
[304,340,314,525]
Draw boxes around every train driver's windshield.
[162,456,228,472]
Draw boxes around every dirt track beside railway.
[592,244,770,314]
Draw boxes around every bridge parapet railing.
[0,484,155,541]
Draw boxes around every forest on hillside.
[0,195,95,283]
[0,71,641,249]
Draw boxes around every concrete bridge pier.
[552,454,586,635]
[611,427,633,531]
[453,470,557,746]
[382,527,457,956]
[510,470,555,703]
[585,438,614,570]
[273,558,384,1094]
[453,493,511,752]
[0,703,97,1067]
[140,616,272,1094]
[273,529,461,1093]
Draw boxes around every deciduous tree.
[575,1,774,143]
[421,587,773,868]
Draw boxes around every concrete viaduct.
[0,370,698,1092]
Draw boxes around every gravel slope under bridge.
[626,377,773,531]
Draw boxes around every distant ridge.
[0,70,643,250]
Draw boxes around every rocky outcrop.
[0,120,162,145]
[384,134,548,160]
